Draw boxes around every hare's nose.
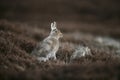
[61,33,63,37]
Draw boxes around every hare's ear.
[51,21,57,30]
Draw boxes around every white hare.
[31,21,63,62]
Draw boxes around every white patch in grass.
[95,37,120,49]
[70,46,91,60]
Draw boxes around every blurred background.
[0,0,120,37]
[0,0,120,22]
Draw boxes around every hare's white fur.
[32,21,63,62]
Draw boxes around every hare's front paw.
[51,55,57,61]
[53,56,57,60]
[48,53,57,61]
[51,53,57,60]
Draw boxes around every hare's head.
[50,21,63,39]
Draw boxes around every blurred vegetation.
[0,0,120,22]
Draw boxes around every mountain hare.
[31,21,63,62]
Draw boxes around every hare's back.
[32,42,51,57]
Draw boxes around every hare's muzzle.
[60,32,63,38]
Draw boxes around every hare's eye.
[55,30,57,33]
[53,29,57,32]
